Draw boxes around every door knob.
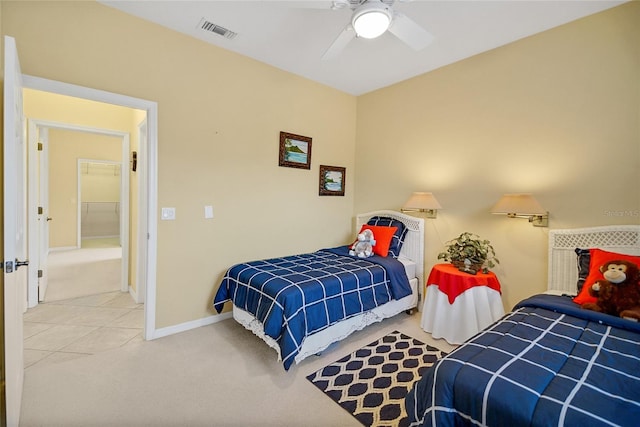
[46,217,52,221]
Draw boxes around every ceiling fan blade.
[322,25,355,60]
[388,12,434,51]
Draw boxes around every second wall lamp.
[490,193,549,227]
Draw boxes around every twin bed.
[213,210,424,370]
[406,224,640,426]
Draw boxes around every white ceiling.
[99,0,626,96]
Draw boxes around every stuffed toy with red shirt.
[349,229,376,258]
[581,260,640,320]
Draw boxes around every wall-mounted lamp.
[401,192,442,219]
[490,193,548,227]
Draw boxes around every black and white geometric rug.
[306,330,447,427]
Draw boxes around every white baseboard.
[128,285,138,302]
[49,246,78,252]
[150,312,233,340]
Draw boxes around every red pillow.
[357,225,398,257]
[573,248,640,305]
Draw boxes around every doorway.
[23,102,145,368]
[42,157,124,303]
[79,159,122,249]
[22,74,159,340]
[27,121,132,305]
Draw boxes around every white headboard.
[356,210,425,290]
[548,225,640,295]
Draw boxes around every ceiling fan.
[322,0,434,60]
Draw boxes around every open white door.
[3,35,27,427]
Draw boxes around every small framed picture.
[279,131,312,169]
[319,165,346,196]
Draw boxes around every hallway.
[23,291,143,370]
[45,238,122,302]
[24,238,143,370]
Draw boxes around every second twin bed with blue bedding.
[405,225,640,427]
[405,293,640,426]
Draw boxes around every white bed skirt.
[233,277,419,366]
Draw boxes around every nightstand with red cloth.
[420,263,505,344]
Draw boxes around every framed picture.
[319,165,346,196]
[279,131,312,169]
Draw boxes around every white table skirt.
[421,284,505,345]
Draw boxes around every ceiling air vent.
[198,18,237,40]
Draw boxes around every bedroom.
[1,0,639,424]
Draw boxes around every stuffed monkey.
[581,260,640,320]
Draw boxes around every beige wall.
[355,2,640,310]
[47,129,121,247]
[23,88,142,132]
[81,163,120,203]
[2,1,357,328]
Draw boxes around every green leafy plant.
[437,232,499,273]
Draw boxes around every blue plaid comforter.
[213,245,412,370]
[406,294,640,427]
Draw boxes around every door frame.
[27,121,132,304]
[22,74,159,340]
[135,119,148,304]
[26,119,44,306]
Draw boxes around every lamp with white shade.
[490,193,549,227]
[401,192,442,218]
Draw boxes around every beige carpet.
[20,309,457,426]
[81,237,120,249]
[45,242,122,302]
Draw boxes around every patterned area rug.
[306,330,447,427]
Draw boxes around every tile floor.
[23,291,144,370]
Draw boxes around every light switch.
[204,205,214,219]
[161,207,176,220]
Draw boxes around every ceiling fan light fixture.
[352,2,392,39]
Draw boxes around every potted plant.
[437,232,499,274]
